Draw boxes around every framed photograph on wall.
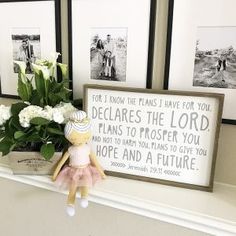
[0,0,61,98]
[164,0,236,124]
[84,84,224,191]
[68,0,157,99]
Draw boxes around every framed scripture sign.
[0,0,61,98]
[84,85,224,191]
[164,0,236,124]
[68,0,157,99]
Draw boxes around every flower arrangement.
[0,54,77,160]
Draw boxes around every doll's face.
[66,130,92,145]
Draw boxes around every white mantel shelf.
[0,163,235,236]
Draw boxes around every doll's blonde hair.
[64,111,91,137]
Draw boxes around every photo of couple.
[12,28,41,74]
[90,28,127,82]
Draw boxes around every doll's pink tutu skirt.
[55,165,101,189]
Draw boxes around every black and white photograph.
[12,27,41,74]
[90,27,127,82]
[193,26,236,89]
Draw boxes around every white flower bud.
[14,61,26,76]
[0,105,11,126]
[53,110,64,124]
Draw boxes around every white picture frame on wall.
[164,0,236,125]
[0,0,61,98]
[68,0,157,99]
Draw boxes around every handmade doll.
[52,110,105,216]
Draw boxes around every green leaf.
[50,81,64,93]
[14,131,26,139]
[30,90,42,106]
[40,97,44,107]
[56,88,71,102]
[17,78,33,102]
[72,99,83,109]
[44,78,50,104]
[0,140,13,156]
[26,79,33,100]
[11,115,23,130]
[0,130,5,140]
[30,117,50,126]
[48,93,61,107]
[34,71,46,97]
[11,103,28,116]
[17,78,28,101]
[4,119,15,138]
[35,125,41,131]
[40,143,55,160]
[47,127,64,135]
[23,133,41,142]
[57,63,68,79]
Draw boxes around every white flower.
[31,63,42,74]
[2,109,11,120]
[34,59,47,66]
[44,106,54,118]
[55,102,77,122]
[44,106,64,124]
[19,105,44,127]
[57,63,68,78]
[18,103,77,127]
[41,67,50,80]
[14,61,26,75]
[52,109,64,124]
[32,63,50,80]
[50,52,61,63]
[21,121,30,128]
[40,109,53,121]
[0,105,11,126]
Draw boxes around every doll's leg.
[79,186,89,208]
[66,184,77,216]
[68,184,77,205]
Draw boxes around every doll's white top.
[68,144,91,167]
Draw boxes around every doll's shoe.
[66,204,75,216]
[80,198,89,208]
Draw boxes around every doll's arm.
[90,152,106,179]
[52,151,70,181]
